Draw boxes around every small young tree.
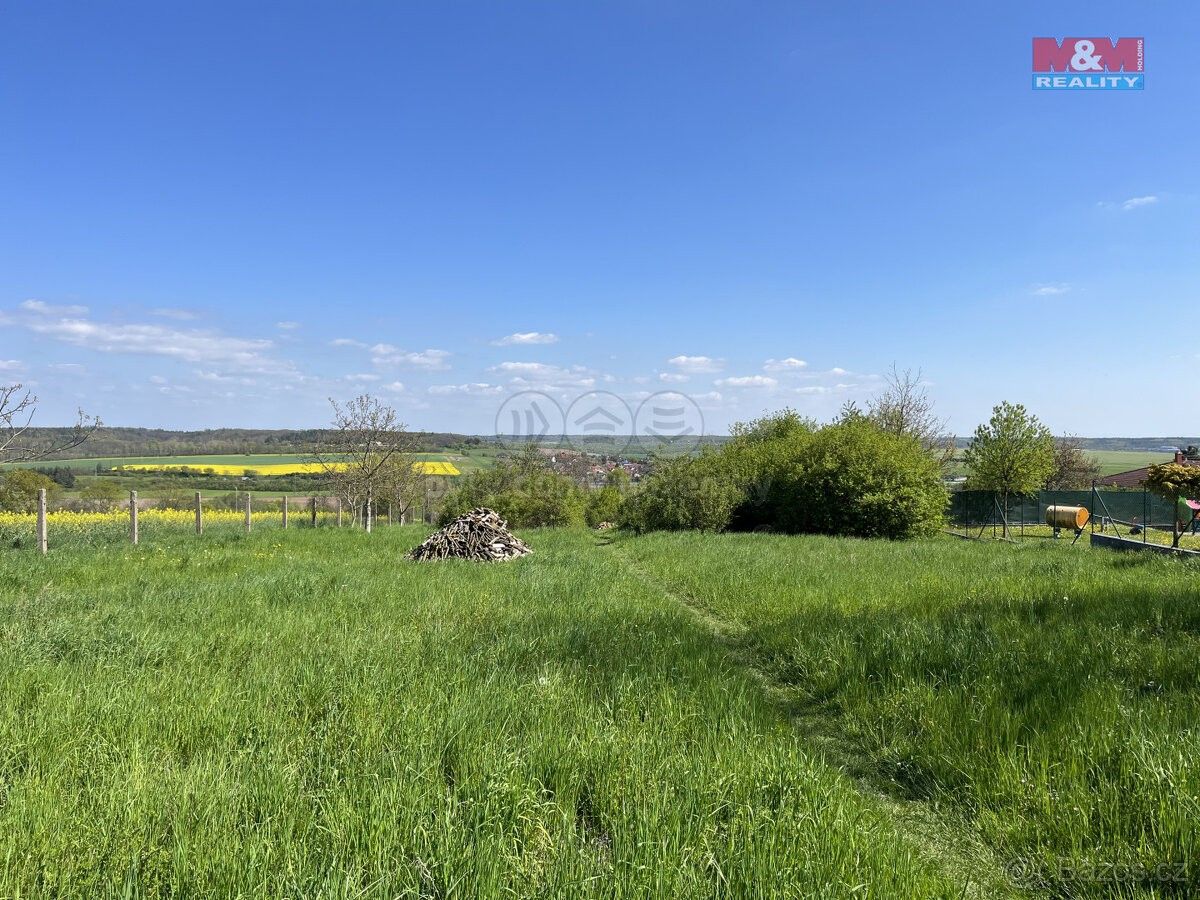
[313,395,421,531]
[1145,463,1200,548]
[963,402,1054,536]
[1,384,99,462]
[1045,435,1101,489]
[80,479,124,504]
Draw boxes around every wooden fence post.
[37,488,47,555]
[130,490,139,545]
[195,491,203,535]
[336,497,343,527]
[365,486,373,534]
[244,493,252,533]
[282,495,288,529]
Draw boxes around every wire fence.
[947,487,1200,549]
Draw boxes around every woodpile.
[408,507,532,562]
[594,521,616,531]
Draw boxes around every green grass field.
[1088,450,1176,477]
[947,450,1172,479]
[1,527,1196,896]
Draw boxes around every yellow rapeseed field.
[0,508,286,533]
[116,461,460,476]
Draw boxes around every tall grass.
[619,532,1200,898]
[0,528,958,898]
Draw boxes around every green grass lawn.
[618,531,1200,897]
[1,526,1196,897]
[0,528,960,898]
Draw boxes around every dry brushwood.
[409,507,532,562]
[594,521,615,531]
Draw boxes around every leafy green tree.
[1145,463,1200,548]
[963,402,1054,536]
[80,480,124,503]
[0,469,61,512]
[605,467,631,489]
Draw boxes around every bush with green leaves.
[622,410,945,539]
[437,448,586,528]
[767,416,947,538]
[619,451,744,533]
[0,469,61,512]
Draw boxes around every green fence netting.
[947,489,1181,531]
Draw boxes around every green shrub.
[438,450,586,528]
[0,469,61,512]
[585,485,624,527]
[624,410,945,539]
[619,452,743,533]
[769,417,947,539]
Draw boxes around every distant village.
[533,447,650,486]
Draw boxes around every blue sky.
[1,1,1197,437]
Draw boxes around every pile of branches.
[408,507,532,562]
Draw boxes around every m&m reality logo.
[1032,37,1144,90]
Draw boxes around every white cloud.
[330,337,367,348]
[48,362,84,373]
[492,331,559,346]
[22,299,87,316]
[370,344,451,370]
[382,381,405,393]
[149,375,167,384]
[151,307,198,321]
[1122,195,1158,211]
[1031,283,1071,296]
[0,360,24,373]
[764,357,807,371]
[668,355,724,374]
[276,321,300,330]
[489,361,597,389]
[9,303,308,388]
[18,310,293,375]
[428,383,504,396]
[658,372,689,383]
[195,370,257,386]
[715,375,778,388]
[828,367,848,376]
[344,373,380,382]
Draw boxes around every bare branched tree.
[312,395,421,531]
[866,366,955,471]
[1,383,100,462]
[376,454,427,524]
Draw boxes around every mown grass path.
[606,537,1021,899]
[1,527,967,898]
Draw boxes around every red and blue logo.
[1033,38,1144,90]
